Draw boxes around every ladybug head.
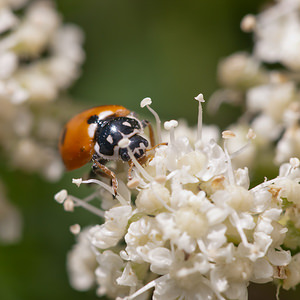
[119,135,149,162]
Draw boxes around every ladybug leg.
[141,119,155,147]
[92,158,118,196]
[128,160,134,181]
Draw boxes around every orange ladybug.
[59,105,154,195]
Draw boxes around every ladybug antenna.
[140,97,162,144]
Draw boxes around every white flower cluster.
[253,0,300,71]
[0,0,84,103]
[210,0,300,167]
[0,0,85,180]
[57,97,300,299]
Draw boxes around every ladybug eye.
[87,115,99,124]
[119,148,130,161]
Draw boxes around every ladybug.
[59,105,154,195]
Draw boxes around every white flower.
[95,250,131,299]
[0,0,85,180]
[135,183,170,214]
[254,0,300,70]
[217,52,267,89]
[124,216,164,263]
[89,205,132,249]
[116,262,139,287]
[0,1,84,103]
[0,7,17,33]
[11,138,64,181]
[283,252,300,290]
[246,82,295,122]
[251,114,283,142]
[275,124,300,164]
[226,125,256,169]
[210,256,252,300]
[0,51,17,79]
[151,248,213,300]
[153,276,216,300]
[7,1,60,57]
[67,228,97,291]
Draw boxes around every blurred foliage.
[1,1,299,300]
[57,0,263,126]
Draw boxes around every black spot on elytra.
[87,115,99,124]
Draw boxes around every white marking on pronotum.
[94,143,100,155]
[106,135,113,144]
[88,123,97,138]
[98,110,113,120]
[122,121,132,127]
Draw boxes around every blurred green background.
[1,0,299,299]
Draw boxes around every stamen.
[250,178,278,193]
[277,157,300,178]
[155,175,167,184]
[128,168,150,189]
[64,198,74,212]
[82,190,102,203]
[70,224,81,235]
[140,97,162,144]
[118,274,170,300]
[290,157,300,169]
[127,150,154,182]
[229,142,251,159]
[55,186,106,217]
[222,130,236,185]
[240,14,256,32]
[246,128,256,140]
[200,276,226,300]
[69,195,105,217]
[151,183,175,213]
[164,120,178,146]
[194,93,205,147]
[222,130,236,139]
[54,189,68,203]
[170,241,175,257]
[230,128,256,159]
[276,283,281,300]
[77,178,129,206]
[230,210,250,247]
[197,239,210,261]
[127,178,140,189]
[72,178,82,187]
